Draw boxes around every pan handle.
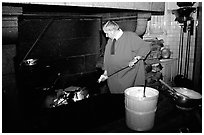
[159,79,190,99]
[19,19,54,67]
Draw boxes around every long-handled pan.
[182,20,193,88]
[184,20,194,78]
[19,19,54,67]
[178,25,184,76]
[159,79,201,109]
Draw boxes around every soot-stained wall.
[16,16,101,88]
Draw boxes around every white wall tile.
[143,2,198,82]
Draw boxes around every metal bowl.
[172,87,202,109]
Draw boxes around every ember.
[44,86,90,108]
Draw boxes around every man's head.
[103,21,120,39]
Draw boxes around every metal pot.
[159,79,202,109]
[73,87,89,102]
[23,58,38,66]
[161,47,171,59]
[171,87,202,109]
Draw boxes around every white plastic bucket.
[124,87,159,131]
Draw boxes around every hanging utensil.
[184,21,193,78]
[178,25,184,75]
[184,25,191,78]
[174,21,193,88]
[174,25,185,87]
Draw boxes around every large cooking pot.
[159,79,202,110]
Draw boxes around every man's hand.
[129,56,142,68]
[98,74,108,83]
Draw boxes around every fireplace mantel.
[8,2,165,12]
